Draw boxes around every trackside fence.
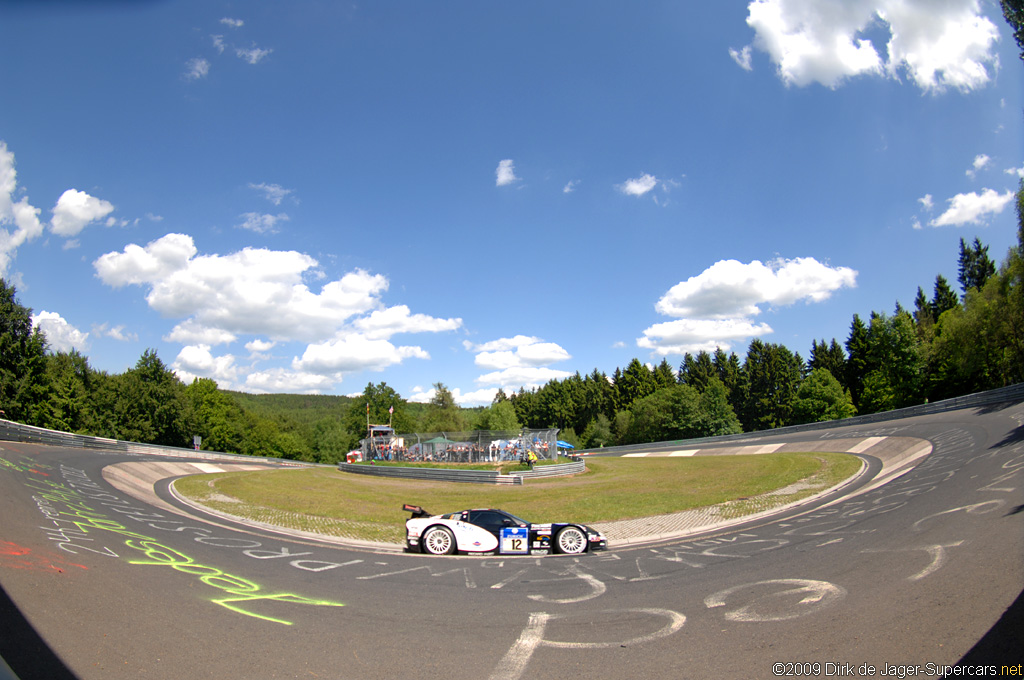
[0,419,306,467]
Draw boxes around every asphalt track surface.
[1,401,1022,680]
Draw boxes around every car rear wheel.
[556,526,586,554]
[422,526,456,555]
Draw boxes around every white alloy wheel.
[422,526,456,555]
[556,526,586,554]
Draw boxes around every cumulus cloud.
[32,311,90,352]
[616,173,659,197]
[355,305,462,340]
[495,159,519,187]
[462,335,573,392]
[172,345,239,386]
[93,233,461,391]
[929,188,1016,227]
[51,189,115,237]
[639,257,857,355]
[220,17,244,28]
[0,142,45,277]
[737,0,1000,92]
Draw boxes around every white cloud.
[32,311,89,353]
[1006,165,1024,179]
[93,323,137,342]
[50,189,115,237]
[918,194,934,211]
[729,45,753,71]
[172,345,239,386]
[212,35,226,54]
[0,142,45,278]
[164,318,238,346]
[495,159,519,187]
[639,256,857,356]
[185,57,210,80]
[616,173,659,197]
[638,318,773,356]
[236,44,272,64]
[237,212,289,234]
[244,367,336,394]
[246,338,276,354]
[563,180,579,194]
[929,188,1015,227]
[93,233,460,391]
[654,257,857,319]
[249,182,294,206]
[293,333,429,374]
[220,17,244,28]
[967,154,990,178]
[463,335,572,392]
[354,305,462,340]
[739,0,1000,92]
[475,366,574,390]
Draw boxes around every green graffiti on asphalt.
[13,464,346,625]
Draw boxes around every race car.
[403,504,607,556]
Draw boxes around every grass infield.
[173,452,861,544]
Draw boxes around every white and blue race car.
[403,504,607,556]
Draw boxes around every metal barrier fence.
[360,428,561,463]
[0,419,305,466]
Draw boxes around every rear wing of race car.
[403,503,430,519]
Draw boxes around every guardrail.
[336,460,587,483]
[337,463,524,484]
[0,419,308,467]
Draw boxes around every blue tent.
[556,440,574,449]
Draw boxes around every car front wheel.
[421,526,456,555]
[556,526,586,554]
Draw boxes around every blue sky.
[1,1,1021,405]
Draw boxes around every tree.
[808,339,847,389]
[858,312,924,413]
[679,351,716,392]
[343,382,411,443]
[791,368,856,424]
[614,358,657,412]
[422,382,468,432]
[92,350,192,446]
[652,358,677,389]
[580,413,613,449]
[477,399,521,433]
[1002,0,1024,61]
[930,274,960,321]
[0,279,49,425]
[958,237,996,296]
[44,350,95,433]
[695,377,742,436]
[845,314,870,409]
[186,377,247,453]
[739,339,803,431]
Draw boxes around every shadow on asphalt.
[957,586,1024,667]
[0,582,77,680]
